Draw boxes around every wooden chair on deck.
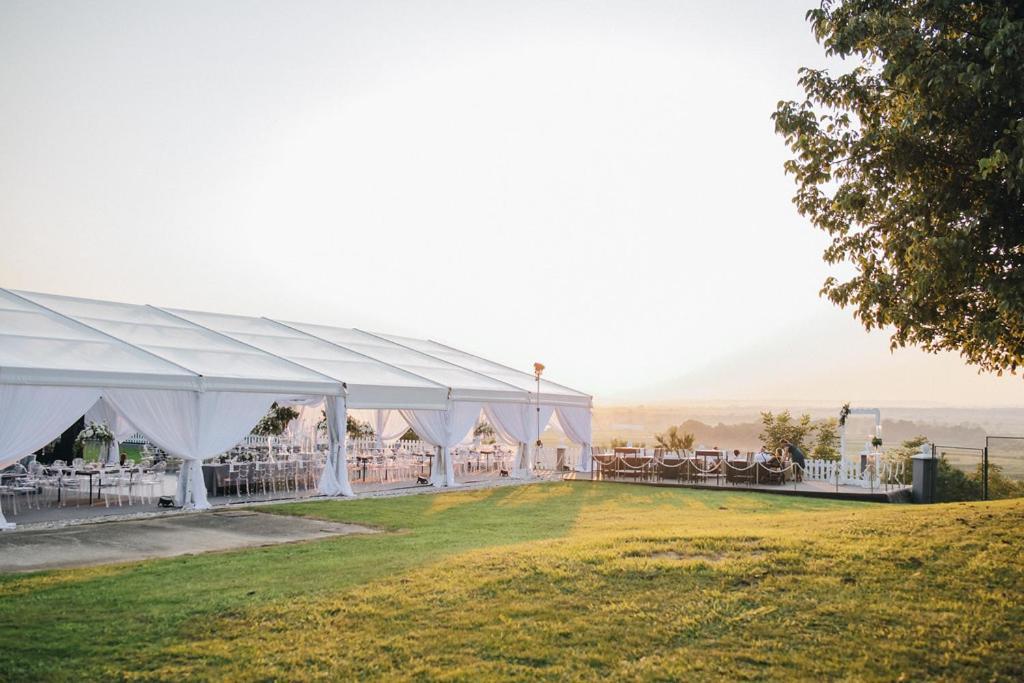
[755,460,786,485]
[725,460,755,485]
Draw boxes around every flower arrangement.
[76,421,114,445]
[838,403,851,427]
[74,421,114,457]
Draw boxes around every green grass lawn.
[0,483,1021,681]
[78,442,143,463]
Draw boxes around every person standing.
[782,439,806,481]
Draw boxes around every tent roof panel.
[1,289,590,404]
[165,309,449,409]
[279,322,529,403]
[15,291,340,395]
[375,334,591,407]
[0,289,200,390]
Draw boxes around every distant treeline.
[595,418,990,451]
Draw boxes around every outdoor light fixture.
[534,362,544,469]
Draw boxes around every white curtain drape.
[319,396,354,497]
[372,409,408,448]
[484,402,554,478]
[399,402,480,487]
[103,389,279,509]
[554,405,593,472]
[85,397,139,466]
[0,385,103,529]
[282,402,324,452]
[0,385,103,470]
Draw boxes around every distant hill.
[607,308,1023,408]
[591,404,1020,452]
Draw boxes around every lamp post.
[533,362,544,471]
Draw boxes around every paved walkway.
[0,474,561,572]
[0,510,377,573]
[1,471,526,529]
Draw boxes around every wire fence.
[932,444,986,502]
[984,436,1024,499]
[932,438,1024,502]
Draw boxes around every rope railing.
[588,450,911,495]
[616,457,651,470]
[689,459,721,475]
[590,452,810,486]
[721,460,757,472]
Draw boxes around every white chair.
[254,461,276,497]
[102,468,132,507]
[135,465,163,504]
[8,465,40,512]
[226,461,251,498]
[58,468,85,507]
[277,461,295,493]
[367,457,387,484]
[0,484,15,519]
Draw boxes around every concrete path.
[0,510,376,573]
[3,471,537,529]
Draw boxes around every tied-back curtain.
[85,397,139,466]
[0,385,102,529]
[554,406,593,472]
[103,389,280,509]
[0,385,102,468]
[373,409,408,448]
[320,396,354,497]
[484,403,555,478]
[399,402,481,487]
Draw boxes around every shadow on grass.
[0,482,603,680]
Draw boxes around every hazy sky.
[1,1,1020,406]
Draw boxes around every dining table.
[202,462,230,495]
[45,467,106,505]
[355,456,371,482]
[71,466,150,504]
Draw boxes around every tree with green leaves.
[981,462,1024,500]
[313,411,375,440]
[654,425,696,454]
[346,415,374,440]
[252,403,299,436]
[759,410,815,453]
[811,418,841,461]
[774,1,1024,376]
[884,434,930,482]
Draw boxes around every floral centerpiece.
[74,421,114,458]
[472,421,496,446]
[838,403,851,427]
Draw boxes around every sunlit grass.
[0,483,1020,681]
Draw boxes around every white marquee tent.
[0,288,592,529]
